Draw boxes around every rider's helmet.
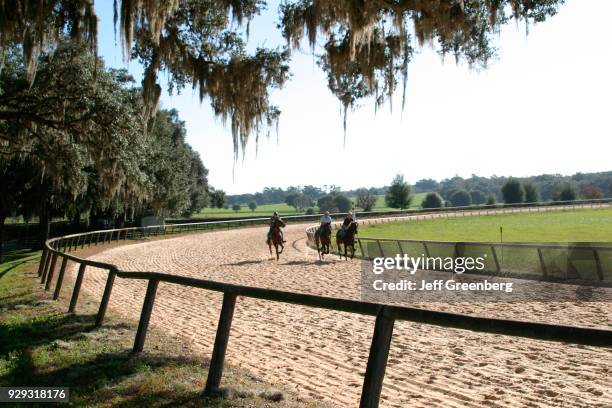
[324,210,329,216]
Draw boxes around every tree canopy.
[385,174,411,209]
[1,0,565,157]
[0,44,209,247]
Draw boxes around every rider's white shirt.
[320,215,332,224]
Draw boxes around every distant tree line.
[226,170,612,214]
[422,172,611,208]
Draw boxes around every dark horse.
[336,221,358,260]
[314,223,332,260]
[267,218,286,260]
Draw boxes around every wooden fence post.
[593,249,604,281]
[133,279,160,352]
[537,248,548,278]
[204,293,238,395]
[53,257,68,299]
[37,249,48,277]
[40,250,52,282]
[422,242,431,258]
[490,246,501,273]
[69,264,87,313]
[359,306,395,408]
[95,270,116,327]
[44,253,58,287]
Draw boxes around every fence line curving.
[35,202,612,408]
[305,202,612,283]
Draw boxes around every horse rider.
[338,207,356,239]
[320,210,332,233]
[268,211,286,243]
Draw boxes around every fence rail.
[305,203,612,283]
[36,205,612,408]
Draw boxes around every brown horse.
[336,221,358,260]
[315,223,332,260]
[267,218,286,260]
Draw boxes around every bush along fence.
[37,215,612,408]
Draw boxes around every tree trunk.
[72,211,81,228]
[39,197,50,250]
[0,215,6,263]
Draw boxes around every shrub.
[421,192,443,209]
[502,179,525,204]
[449,189,472,207]
[553,182,577,201]
[485,194,496,205]
[305,208,315,215]
[582,185,604,199]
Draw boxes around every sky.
[95,1,612,195]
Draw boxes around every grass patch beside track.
[358,208,612,242]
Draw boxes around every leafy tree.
[553,182,577,201]
[305,208,315,215]
[385,174,412,209]
[143,109,208,218]
[421,192,443,209]
[502,179,525,204]
[356,188,377,211]
[449,190,472,207]
[317,195,338,213]
[248,201,257,212]
[414,179,439,193]
[296,195,314,211]
[285,192,301,211]
[523,182,539,203]
[1,1,564,157]
[334,194,353,213]
[486,194,497,205]
[1,44,148,245]
[210,189,226,209]
[286,193,312,212]
[316,193,351,213]
[470,190,486,205]
[232,204,241,213]
[582,185,604,199]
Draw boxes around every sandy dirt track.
[69,223,612,407]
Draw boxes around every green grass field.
[193,192,429,219]
[193,202,301,219]
[358,208,612,242]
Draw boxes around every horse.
[336,221,358,260]
[314,223,332,260]
[267,218,286,260]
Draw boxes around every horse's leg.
[268,242,273,257]
[275,243,280,260]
